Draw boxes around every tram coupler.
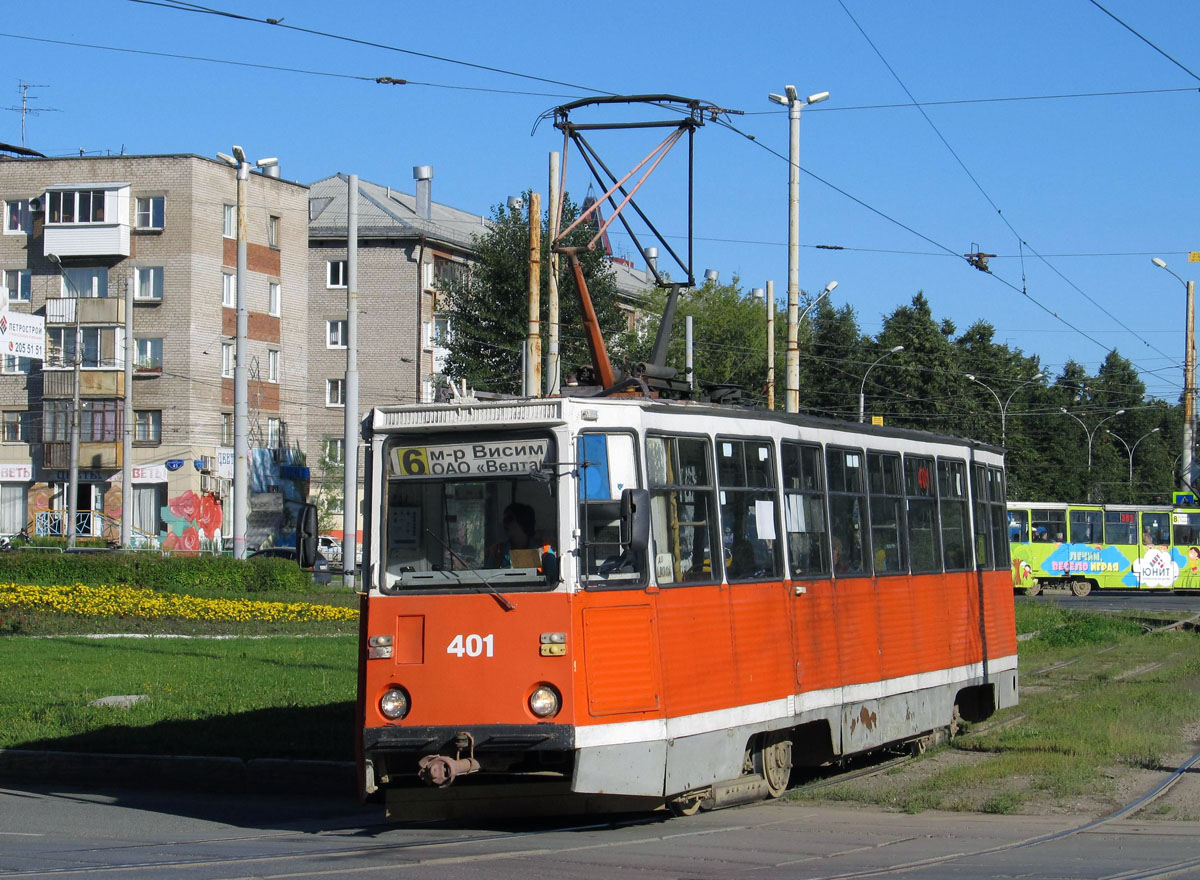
[416,732,480,788]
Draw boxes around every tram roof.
[368,394,1004,456]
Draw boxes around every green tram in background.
[1008,502,1200,596]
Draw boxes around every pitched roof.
[307,173,489,250]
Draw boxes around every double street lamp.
[1060,408,1125,502]
[859,345,903,423]
[964,371,1043,446]
[1106,427,1161,489]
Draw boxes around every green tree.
[440,194,626,393]
[798,298,865,419]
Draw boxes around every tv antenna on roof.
[6,82,60,149]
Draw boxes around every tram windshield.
[381,436,558,591]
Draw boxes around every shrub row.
[0,551,312,594]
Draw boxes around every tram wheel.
[759,734,793,798]
[1026,583,1043,597]
[668,793,704,816]
[1071,579,1092,597]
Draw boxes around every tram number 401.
[446,633,494,658]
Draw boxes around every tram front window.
[381,437,558,591]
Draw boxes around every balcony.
[43,441,122,470]
[46,297,126,325]
[41,184,132,258]
[42,371,125,398]
[133,357,162,378]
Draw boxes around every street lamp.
[46,253,83,549]
[217,147,277,560]
[1152,257,1196,490]
[770,85,829,413]
[799,280,837,326]
[859,345,903,423]
[1106,427,1161,489]
[1060,408,1125,500]
[965,371,1044,446]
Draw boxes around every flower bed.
[0,582,357,623]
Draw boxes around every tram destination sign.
[389,440,550,478]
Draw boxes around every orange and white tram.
[356,395,1019,817]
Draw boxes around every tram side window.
[717,438,781,582]
[1104,511,1137,545]
[938,459,970,571]
[1031,508,1066,543]
[782,442,830,577]
[905,455,941,573]
[972,464,993,569]
[868,451,906,574]
[1069,509,1103,544]
[827,447,869,575]
[576,432,645,585]
[1141,512,1170,546]
[988,467,1009,568]
[1009,509,1030,543]
[1172,512,1200,547]
[647,434,719,585]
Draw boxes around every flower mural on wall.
[161,490,222,554]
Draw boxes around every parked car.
[318,535,342,564]
[248,546,332,584]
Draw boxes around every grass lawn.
[0,634,358,761]
[790,599,1200,814]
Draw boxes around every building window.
[61,267,107,298]
[2,411,30,443]
[267,349,279,383]
[326,378,345,407]
[46,189,106,224]
[222,272,236,307]
[43,400,70,442]
[327,260,347,288]
[134,337,163,371]
[221,342,234,378]
[0,483,27,534]
[268,282,280,317]
[323,437,344,464]
[267,417,282,449]
[4,199,31,234]
[79,399,122,442]
[267,215,280,248]
[3,269,31,302]
[135,410,162,443]
[134,266,163,301]
[434,256,467,288]
[135,196,164,230]
[46,327,103,369]
[1,355,31,374]
[221,412,233,446]
[327,319,347,348]
[222,204,235,238]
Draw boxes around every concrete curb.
[0,749,356,797]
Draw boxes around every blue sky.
[4,0,1200,401]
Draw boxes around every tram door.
[1136,511,1172,588]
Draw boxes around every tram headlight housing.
[379,687,410,720]
[528,684,561,718]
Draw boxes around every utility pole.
[1151,258,1196,489]
[121,276,133,548]
[524,192,542,397]
[217,147,277,559]
[769,85,828,413]
[342,174,360,581]
[546,153,561,395]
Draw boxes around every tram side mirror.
[297,502,319,569]
[620,488,650,555]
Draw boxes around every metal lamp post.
[216,147,277,560]
[859,345,903,423]
[1061,407,1125,500]
[1151,257,1195,490]
[1106,427,1161,489]
[965,371,1043,445]
[769,85,828,413]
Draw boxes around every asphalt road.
[1022,589,1200,615]
[3,785,1199,879]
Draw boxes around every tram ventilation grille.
[375,401,564,429]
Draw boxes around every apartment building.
[307,168,483,533]
[0,154,309,545]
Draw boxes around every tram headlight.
[379,687,410,720]
[528,684,561,718]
